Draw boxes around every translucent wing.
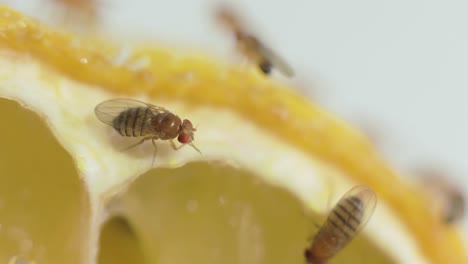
[94,98,168,127]
[305,185,377,262]
[258,43,294,77]
[334,185,377,236]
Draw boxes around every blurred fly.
[95,99,201,165]
[215,5,294,77]
[413,167,465,224]
[304,185,377,264]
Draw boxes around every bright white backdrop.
[3,0,468,233]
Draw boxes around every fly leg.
[170,140,185,151]
[150,138,158,168]
[299,206,322,242]
[123,137,158,166]
[122,137,153,151]
[170,140,202,154]
[120,137,159,170]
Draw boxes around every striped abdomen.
[325,195,364,241]
[306,196,364,262]
[112,107,154,137]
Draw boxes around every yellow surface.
[0,98,89,263]
[0,4,465,264]
[98,217,146,264]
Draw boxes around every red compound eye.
[178,133,191,144]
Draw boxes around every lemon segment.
[0,98,90,264]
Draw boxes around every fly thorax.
[152,112,181,139]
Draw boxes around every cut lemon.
[0,5,465,264]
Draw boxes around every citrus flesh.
[0,5,465,264]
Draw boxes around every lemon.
[0,5,465,264]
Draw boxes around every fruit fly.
[95,99,201,165]
[304,185,377,264]
[215,5,294,77]
[413,167,465,224]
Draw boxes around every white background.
[3,0,468,233]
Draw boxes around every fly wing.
[258,44,294,77]
[314,185,377,259]
[94,98,168,127]
[335,185,377,236]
